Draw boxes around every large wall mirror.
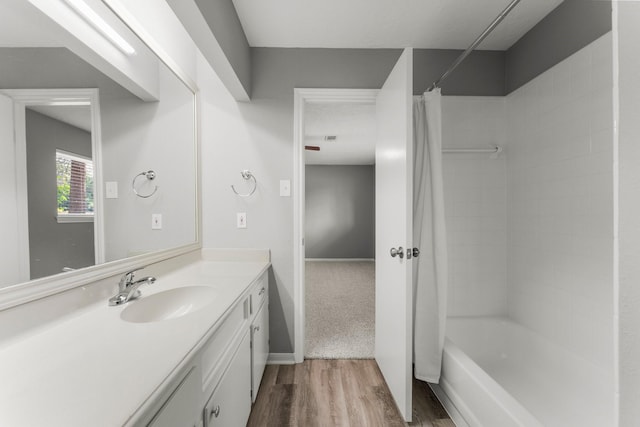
[0,0,197,300]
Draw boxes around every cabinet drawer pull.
[258,287,265,296]
[254,325,260,332]
[211,405,220,418]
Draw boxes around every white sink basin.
[120,286,216,323]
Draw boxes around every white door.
[375,48,414,422]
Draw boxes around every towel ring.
[132,170,158,198]
[231,170,257,197]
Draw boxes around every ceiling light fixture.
[64,0,136,56]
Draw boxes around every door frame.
[292,88,379,363]
[1,88,105,276]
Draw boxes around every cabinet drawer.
[204,332,252,427]
[250,273,268,316]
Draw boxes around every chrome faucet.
[109,267,156,306]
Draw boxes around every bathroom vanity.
[0,249,270,426]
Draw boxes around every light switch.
[237,212,247,229]
[152,214,162,230]
[106,181,118,199]
[280,180,291,197]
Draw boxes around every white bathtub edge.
[429,381,470,427]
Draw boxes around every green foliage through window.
[56,150,94,215]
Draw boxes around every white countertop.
[0,258,269,426]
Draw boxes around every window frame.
[55,149,95,223]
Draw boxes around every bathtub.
[433,317,613,427]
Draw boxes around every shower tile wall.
[506,33,614,372]
[442,97,508,316]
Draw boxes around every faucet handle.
[119,267,145,289]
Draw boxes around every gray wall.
[305,166,375,259]
[26,110,94,279]
[252,48,401,99]
[414,49,505,96]
[252,47,507,97]
[505,0,612,93]
[194,0,251,96]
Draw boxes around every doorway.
[293,49,414,422]
[293,89,378,363]
[302,100,377,359]
[0,89,104,282]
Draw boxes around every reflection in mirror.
[27,98,96,280]
[0,0,196,290]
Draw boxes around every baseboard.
[267,353,297,365]
[429,382,469,427]
[305,258,374,262]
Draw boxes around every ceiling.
[305,102,376,165]
[232,0,563,50]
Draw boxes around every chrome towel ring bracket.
[132,170,158,198]
[231,170,257,197]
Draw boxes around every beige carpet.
[305,260,375,359]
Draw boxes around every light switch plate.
[280,180,291,197]
[106,181,118,199]
[237,212,247,229]
[152,214,162,230]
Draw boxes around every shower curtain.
[413,89,448,383]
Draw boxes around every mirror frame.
[0,7,201,311]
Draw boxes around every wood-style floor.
[247,359,455,427]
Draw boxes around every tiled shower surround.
[442,96,508,317]
[443,32,614,380]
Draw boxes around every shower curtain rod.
[428,0,522,91]
[442,146,503,154]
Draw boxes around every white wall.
[506,33,614,378]
[616,1,640,424]
[442,96,508,316]
[197,54,295,352]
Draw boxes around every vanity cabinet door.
[204,331,251,427]
[251,301,269,403]
[149,367,201,427]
